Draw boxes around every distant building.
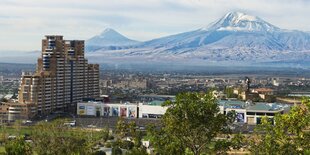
[112,79,148,89]
[4,102,37,121]
[251,88,274,100]
[238,77,275,101]
[272,79,280,86]
[252,88,274,95]
[0,103,9,123]
[1,35,100,120]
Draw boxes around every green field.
[0,146,5,154]
[0,126,33,135]
[0,124,106,155]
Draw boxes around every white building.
[77,101,167,118]
[77,100,288,125]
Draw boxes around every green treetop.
[148,91,236,155]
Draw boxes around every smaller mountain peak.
[86,28,140,48]
[100,28,119,36]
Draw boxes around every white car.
[64,120,76,127]
[8,135,16,139]
[26,120,32,123]
[87,125,96,128]
[22,120,33,124]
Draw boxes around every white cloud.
[0,0,309,50]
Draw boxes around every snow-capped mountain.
[205,12,279,32]
[87,12,310,66]
[86,28,140,51]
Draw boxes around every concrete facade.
[2,36,100,120]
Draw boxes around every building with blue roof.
[219,100,290,124]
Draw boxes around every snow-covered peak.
[204,12,280,32]
[99,28,123,38]
[226,12,258,22]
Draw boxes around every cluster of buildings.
[0,77,19,99]
[0,35,299,125]
[0,35,100,122]
[101,79,148,89]
[77,76,290,125]
[234,87,275,101]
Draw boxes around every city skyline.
[1,0,310,51]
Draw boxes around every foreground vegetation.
[147,92,239,155]
[0,118,149,155]
[1,120,109,155]
[249,97,310,154]
[1,92,309,155]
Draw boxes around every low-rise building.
[252,88,274,95]
[77,102,138,118]
[0,103,9,123]
[77,99,289,125]
[0,102,37,122]
[219,100,288,125]
[77,100,168,118]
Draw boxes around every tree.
[120,140,134,150]
[115,117,127,140]
[5,136,32,155]
[113,118,148,154]
[230,133,247,151]
[249,97,310,154]
[127,121,143,148]
[0,98,8,103]
[93,150,106,155]
[148,124,185,155]
[125,147,148,155]
[148,125,186,155]
[148,91,235,155]
[213,139,232,154]
[112,147,122,155]
[31,119,92,155]
[225,87,237,98]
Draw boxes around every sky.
[0,0,310,51]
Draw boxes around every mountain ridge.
[86,12,310,66]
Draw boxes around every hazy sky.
[1,0,310,51]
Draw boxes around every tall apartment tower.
[17,35,99,115]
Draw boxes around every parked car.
[64,120,76,127]
[22,120,33,124]
[8,135,16,140]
